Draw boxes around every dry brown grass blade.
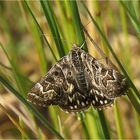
[0,103,28,138]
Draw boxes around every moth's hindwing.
[27,44,128,112]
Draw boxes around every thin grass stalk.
[127,90,140,113]
[82,3,140,114]
[0,76,64,139]
[0,43,26,96]
[30,20,47,75]
[92,0,109,55]
[69,1,87,51]
[78,112,90,139]
[19,116,28,139]
[55,1,70,52]
[0,62,12,70]
[24,1,58,61]
[114,101,124,138]
[40,1,65,57]
[55,1,77,52]
[86,110,100,139]
[0,62,33,85]
[97,111,110,139]
[120,1,140,39]
[0,104,28,139]
[120,4,131,74]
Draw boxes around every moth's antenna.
[84,20,92,28]
[82,25,106,58]
[82,25,118,70]
[80,40,86,49]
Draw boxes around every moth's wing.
[27,55,70,107]
[59,90,91,112]
[79,48,128,99]
[90,89,114,109]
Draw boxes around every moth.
[27,44,128,112]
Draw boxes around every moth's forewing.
[27,44,128,112]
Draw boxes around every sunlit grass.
[0,1,140,139]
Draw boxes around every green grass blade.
[127,90,140,114]
[82,3,140,114]
[0,62,33,86]
[0,75,64,139]
[40,1,65,57]
[86,110,100,139]
[19,1,47,75]
[30,19,47,75]
[69,1,87,51]
[78,112,90,139]
[55,1,75,52]
[114,101,124,138]
[97,111,110,139]
[0,42,27,96]
[24,1,58,61]
[120,1,140,39]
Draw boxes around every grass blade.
[0,42,27,96]
[19,1,47,75]
[114,101,124,138]
[24,1,58,61]
[0,75,64,139]
[120,1,140,39]
[0,104,28,139]
[69,1,87,51]
[40,1,65,57]
[97,111,110,139]
[79,112,90,139]
[86,110,100,139]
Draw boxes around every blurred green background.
[0,1,140,139]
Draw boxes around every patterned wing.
[27,44,128,112]
[27,55,70,107]
[27,50,91,112]
[76,45,128,109]
[90,89,114,109]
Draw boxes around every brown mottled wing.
[77,46,127,108]
[27,56,69,107]
[27,44,128,112]
[27,52,91,112]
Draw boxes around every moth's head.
[106,70,128,99]
[71,44,81,52]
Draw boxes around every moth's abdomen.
[71,47,88,92]
[76,72,88,92]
